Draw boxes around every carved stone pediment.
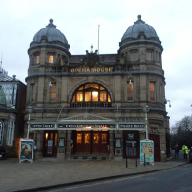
[59,113,114,122]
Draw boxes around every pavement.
[0,155,189,192]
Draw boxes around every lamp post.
[27,106,33,139]
[142,104,150,140]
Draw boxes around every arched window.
[71,83,111,108]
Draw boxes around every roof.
[33,19,68,45]
[121,15,159,41]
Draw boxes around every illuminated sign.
[119,124,145,128]
[70,67,113,73]
[30,124,55,128]
[57,124,116,129]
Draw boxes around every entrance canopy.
[29,113,146,131]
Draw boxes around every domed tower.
[26,19,70,108]
[118,15,169,161]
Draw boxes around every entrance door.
[43,131,58,157]
[73,131,109,155]
[74,132,91,154]
[149,134,160,161]
[92,132,108,154]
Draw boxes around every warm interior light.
[92,91,98,97]
[45,133,48,139]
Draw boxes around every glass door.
[43,131,58,157]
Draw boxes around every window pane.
[30,84,35,103]
[78,86,83,90]
[84,133,90,144]
[72,94,75,102]
[102,134,107,144]
[36,55,39,64]
[49,55,54,63]
[100,86,105,90]
[76,92,83,102]
[50,83,56,101]
[150,82,155,91]
[85,92,91,102]
[93,133,99,144]
[150,92,155,101]
[127,84,133,91]
[127,82,134,101]
[100,91,107,102]
[92,91,98,102]
[85,84,99,89]
[150,82,155,101]
[108,95,111,102]
[77,133,82,144]
[131,52,137,61]
[146,52,152,61]
[127,92,133,100]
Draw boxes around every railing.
[70,102,112,108]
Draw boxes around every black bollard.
[126,156,128,168]
[136,156,137,167]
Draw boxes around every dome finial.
[50,18,53,24]
[134,15,145,24]
[46,18,56,28]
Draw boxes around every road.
[42,164,192,192]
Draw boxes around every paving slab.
[0,157,188,192]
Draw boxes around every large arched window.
[71,83,111,108]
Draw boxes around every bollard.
[126,156,128,168]
[136,156,137,167]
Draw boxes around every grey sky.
[0,0,191,127]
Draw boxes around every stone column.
[57,130,66,161]
[66,130,72,160]
[109,130,114,160]
[35,131,43,159]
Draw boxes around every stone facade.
[25,16,170,162]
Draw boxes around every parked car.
[0,149,6,160]
[189,148,192,163]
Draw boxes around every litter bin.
[0,149,6,160]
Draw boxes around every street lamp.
[27,106,33,139]
[142,104,150,140]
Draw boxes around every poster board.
[59,138,65,147]
[19,139,34,163]
[140,139,154,165]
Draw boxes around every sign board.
[119,124,145,129]
[140,139,154,165]
[19,139,34,163]
[57,124,116,129]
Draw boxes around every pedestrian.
[182,145,188,159]
[174,144,179,159]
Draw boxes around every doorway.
[73,131,109,155]
[43,131,58,157]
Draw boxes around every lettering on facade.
[119,124,145,128]
[30,124,55,128]
[57,124,116,129]
[70,67,113,73]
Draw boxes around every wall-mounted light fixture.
[164,99,171,108]
[128,76,133,85]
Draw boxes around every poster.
[115,138,121,148]
[59,138,65,147]
[19,139,33,162]
[140,140,154,164]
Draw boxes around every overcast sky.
[0,0,191,127]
